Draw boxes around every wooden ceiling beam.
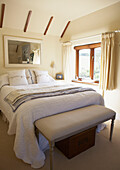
[60,21,71,38]
[44,16,53,35]
[24,10,32,32]
[0,3,5,28]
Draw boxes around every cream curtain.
[62,43,74,82]
[100,33,115,90]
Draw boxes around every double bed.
[0,69,104,168]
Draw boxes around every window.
[74,43,101,82]
[79,49,90,78]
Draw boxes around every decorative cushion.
[25,69,33,84]
[8,70,28,86]
[29,69,37,84]
[34,70,55,84]
[0,74,9,89]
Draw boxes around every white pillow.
[0,74,9,89]
[34,70,55,84]
[8,70,28,86]
[35,70,48,76]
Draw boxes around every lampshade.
[50,61,55,68]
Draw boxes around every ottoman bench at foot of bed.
[35,105,116,170]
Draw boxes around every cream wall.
[62,2,120,119]
[0,28,62,78]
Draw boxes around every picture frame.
[56,74,63,80]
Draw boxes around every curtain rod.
[62,30,120,44]
[102,30,120,35]
[70,30,119,43]
[61,34,101,44]
[70,33,101,43]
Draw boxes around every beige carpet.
[0,113,120,170]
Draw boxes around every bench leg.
[49,141,54,170]
[109,116,115,141]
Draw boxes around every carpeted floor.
[0,113,120,170]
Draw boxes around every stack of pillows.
[0,69,55,89]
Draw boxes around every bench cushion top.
[35,105,116,141]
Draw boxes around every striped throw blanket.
[4,84,94,112]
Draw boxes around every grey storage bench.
[35,105,116,170]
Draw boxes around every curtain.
[99,33,115,90]
[62,42,74,82]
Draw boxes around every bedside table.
[55,80,66,85]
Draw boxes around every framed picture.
[56,74,63,80]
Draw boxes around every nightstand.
[55,80,66,84]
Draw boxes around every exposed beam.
[44,16,53,35]
[0,3,5,28]
[60,21,71,38]
[24,10,32,32]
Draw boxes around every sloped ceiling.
[0,0,120,37]
[62,1,120,41]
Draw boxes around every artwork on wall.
[4,35,42,67]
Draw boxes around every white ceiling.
[0,0,120,36]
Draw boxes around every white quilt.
[1,84,104,168]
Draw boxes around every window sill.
[72,79,99,86]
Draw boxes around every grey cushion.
[35,105,116,141]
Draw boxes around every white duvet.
[0,83,104,168]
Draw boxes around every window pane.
[79,49,90,78]
[94,47,101,80]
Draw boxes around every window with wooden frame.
[74,43,101,82]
